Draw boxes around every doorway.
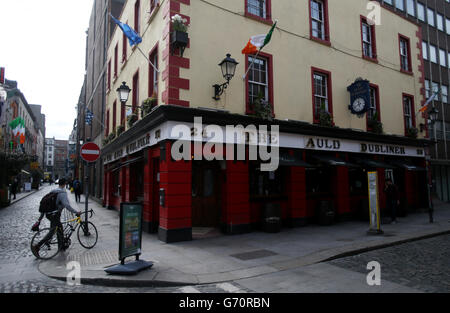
[191,161,222,227]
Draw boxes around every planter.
[171,31,188,57]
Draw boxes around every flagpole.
[242,49,262,80]
[136,46,160,73]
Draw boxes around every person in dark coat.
[10,177,18,200]
[384,178,400,224]
[72,178,82,203]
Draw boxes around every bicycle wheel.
[30,228,60,260]
[77,221,98,249]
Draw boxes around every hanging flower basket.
[170,14,189,57]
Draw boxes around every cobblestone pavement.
[0,185,251,293]
[328,234,450,293]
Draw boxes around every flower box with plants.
[406,126,418,138]
[108,131,117,142]
[127,111,139,128]
[170,14,189,56]
[102,137,110,146]
[367,112,383,134]
[317,104,334,128]
[248,94,273,121]
[141,94,157,117]
[116,125,125,137]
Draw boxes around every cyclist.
[31,178,81,256]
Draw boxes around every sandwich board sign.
[367,172,383,235]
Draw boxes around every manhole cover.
[231,249,278,261]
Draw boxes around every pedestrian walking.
[31,178,81,256]
[384,178,400,224]
[10,177,18,200]
[73,178,82,203]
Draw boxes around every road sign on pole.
[80,142,100,163]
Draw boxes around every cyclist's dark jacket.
[40,188,78,218]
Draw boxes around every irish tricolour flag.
[242,21,277,55]
[9,117,25,144]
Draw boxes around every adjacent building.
[53,139,69,180]
[101,0,431,243]
[44,137,55,178]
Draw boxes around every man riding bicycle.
[31,178,81,256]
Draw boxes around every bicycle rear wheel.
[77,221,98,249]
[30,228,60,260]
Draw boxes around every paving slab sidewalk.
[38,193,450,287]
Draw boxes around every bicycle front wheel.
[30,228,60,260]
[77,221,98,249]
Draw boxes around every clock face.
[352,98,366,112]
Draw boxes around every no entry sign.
[80,142,101,162]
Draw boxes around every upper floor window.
[310,0,329,43]
[312,67,333,124]
[399,35,412,73]
[245,0,271,23]
[246,52,273,115]
[150,0,159,13]
[134,0,140,33]
[361,16,377,61]
[403,94,415,133]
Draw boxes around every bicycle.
[30,209,98,260]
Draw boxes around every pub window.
[306,167,332,194]
[113,171,120,197]
[403,94,415,134]
[249,162,285,198]
[312,68,333,124]
[349,168,367,195]
[246,0,270,21]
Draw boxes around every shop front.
[102,106,431,243]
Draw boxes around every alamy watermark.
[366,261,381,286]
[170,117,280,171]
[366,1,381,26]
[66,261,81,286]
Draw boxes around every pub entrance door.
[191,161,221,227]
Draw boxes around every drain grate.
[67,250,118,266]
[231,249,278,261]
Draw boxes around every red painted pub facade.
[102,105,431,243]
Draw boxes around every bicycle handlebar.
[79,209,94,218]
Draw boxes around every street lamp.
[117,82,131,104]
[213,54,239,101]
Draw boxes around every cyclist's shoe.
[31,245,40,257]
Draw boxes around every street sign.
[80,142,101,163]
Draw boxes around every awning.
[389,160,426,171]
[110,156,144,172]
[279,152,315,168]
[351,157,396,169]
[310,155,359,167]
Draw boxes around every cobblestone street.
[328,234,450,293]
[0,185,251,293]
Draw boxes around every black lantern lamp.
[117,82,131,104]
[421,107,439,132]
[213,54,239,101]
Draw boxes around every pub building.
[102,105,431,243]
[102,0,433,242]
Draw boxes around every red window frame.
[309,0,330,46]
[150,0,159,13]
[245,0,273,24]
[399,34,412,74]
[107,60,111,91]
[148,43,159,106]
[245,51,274,116]
[132,70,140,114]
[360,15,377,63]
[105,110,110,136]
[122,23,128,63]
[114,44,118,78]
[311,67,333,124]
[402,93,416,135]
[112,100,117,133]
[134,0,140,34]
[366,83,381,131]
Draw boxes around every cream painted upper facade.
[106,0,426,140]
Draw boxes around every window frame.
[311,67,333,124]
[309,0,330,46]
[360,15,378,63]
[399,34,412,74]
[366,83,381,131]
[148,43,159,106]
[402,93,416,134]
[132,70,140,115]
[245,0,273,24]
[245,51,274,115]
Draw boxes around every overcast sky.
[0,0,94,140]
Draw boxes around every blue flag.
[110,14,142,47]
